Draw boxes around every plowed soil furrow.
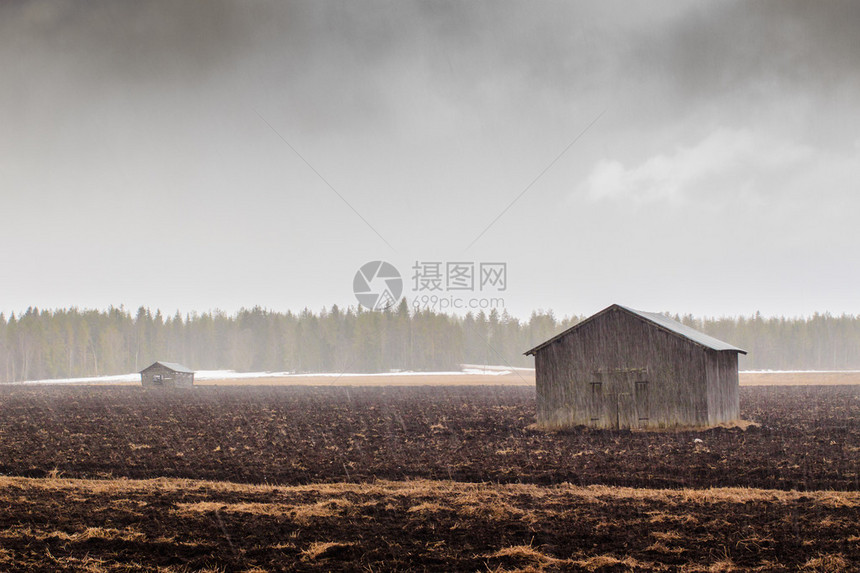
[0,385,857,490]
[0,477,857,572]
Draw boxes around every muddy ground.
[0,385,857,490]
[0,477,857,572]
[0,384,858,571]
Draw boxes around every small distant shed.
[524,304,746,429]
[140,361,195,388]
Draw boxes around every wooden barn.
[140,361,195,388]
[525,304,746,429]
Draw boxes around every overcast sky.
[2,0,859,320]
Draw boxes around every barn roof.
[140,361,195,374]
[524,304,747,356]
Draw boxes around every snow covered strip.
[11,366,532,385]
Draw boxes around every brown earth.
[0,385,856,490]
[0,476,857,572]
[0,384,857,571]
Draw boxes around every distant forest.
[2,302,860,382]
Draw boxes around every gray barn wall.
[705,350,740,424]
[535,308,713,429]
[141,365,194,388]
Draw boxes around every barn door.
[607,369,646,429]
[588,381,603,425]
[615,391,636,429]
[635,380,650,426]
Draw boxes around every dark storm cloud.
[647,0,860,91]
[0,2,633,135]
[0,0,254,83]
[1,1,617,127]
[5,1,859,103]
[619,1,860,129]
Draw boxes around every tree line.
[1,304,859,382]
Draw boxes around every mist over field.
[3,304,860,383]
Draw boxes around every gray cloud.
[616,1,860,141]
[1,0,253,83]
[1,1,859,318]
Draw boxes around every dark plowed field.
[0,385,857,490]
[1,477,858,572]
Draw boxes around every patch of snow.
[461,368,512,376]
[9,366,528,385]
[460,364,535,375]
[193,370,294,380]
[15,373,140,385]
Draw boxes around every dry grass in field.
[1,475,857,572]
[173,498,359,526]
[740,370,860,386]
[300,541,354,561]
[406,501,452,513]
[572,554,647,571]
[485,545,649,572]
[485,543,570,566]
[197,372,536,386]
[800,553,850,571]
[2,475,857,507]
[0,525,146,543]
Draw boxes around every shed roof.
[524,304,747,356]
[140,361,195,374]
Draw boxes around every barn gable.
[525,304,746,356]
[525,304,745,429]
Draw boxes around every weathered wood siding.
[705,349,739,424]
[535,307,718,429]
[140,365,194,388]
